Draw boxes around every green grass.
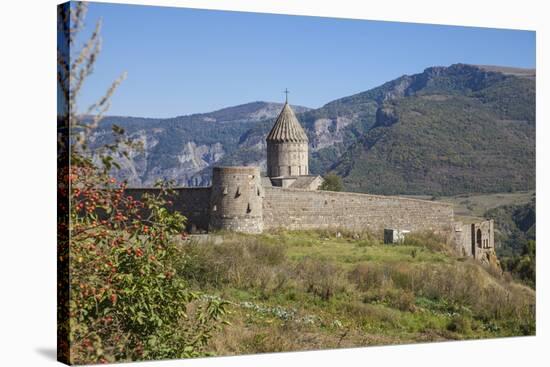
[438,190,534,218]
[286,240,449,265]
[179,229,535,356]
[254,230,449,265]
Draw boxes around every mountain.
[87,102,310,186]
[328,63,535,195]
[89,63,535,196]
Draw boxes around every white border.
[0,0,547,366]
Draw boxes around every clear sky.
[76,2,536,118]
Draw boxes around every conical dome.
[266,103,309,143]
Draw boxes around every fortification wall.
[125,187,211,231]
[262,187,454,233]
[125,178,456,236]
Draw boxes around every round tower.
[266,101,309,177]
[209,166,264,233]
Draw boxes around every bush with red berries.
[68,157,227,364]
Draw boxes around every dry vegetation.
[403,190,535,219]
[176,229,535,355]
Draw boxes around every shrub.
[360,288,415,312]
[69,170,228,363]
[412,262,484,306]
[319,173,344,192]
[348,263,393,291]
[343,302,401,328]
[180,238,288,292]
[447,315,472,334]
[403,231,450,253]
[242,332,295,353]
[349,259,535,327]
[295,258,348,301]
[392,290,416,312]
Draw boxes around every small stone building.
[452,219,499,266]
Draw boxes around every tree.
[320,173,344,192]
[57,3,226,364]
[510,240,536,288]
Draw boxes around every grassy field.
[403,190,535,222]
[178,229,535,356]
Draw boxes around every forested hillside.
[329,64,535,195]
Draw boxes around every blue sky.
[76,2,536,118]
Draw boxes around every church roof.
[288,175,322,190]
[266,102,309,143]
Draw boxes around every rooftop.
[266,102,309,143]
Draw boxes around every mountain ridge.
[88,63,535,195]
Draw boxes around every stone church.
[264,100,323,190]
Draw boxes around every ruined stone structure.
[126,101,496,262]
[452,220,498,265]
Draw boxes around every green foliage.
[447,315,472,334]
[501,241,536,288]
[180,237,288,293]
[329,67,535,196]
[69,163,228,363]
[319,173,344,192]
[485,196,535,256]
[402,231,450,254]
[295,258,348,301]
[485,197,536,288]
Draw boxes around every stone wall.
[451,222,474,257]
[126,185,455,236]
[125,187,211,231]
[262,187,454,233]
